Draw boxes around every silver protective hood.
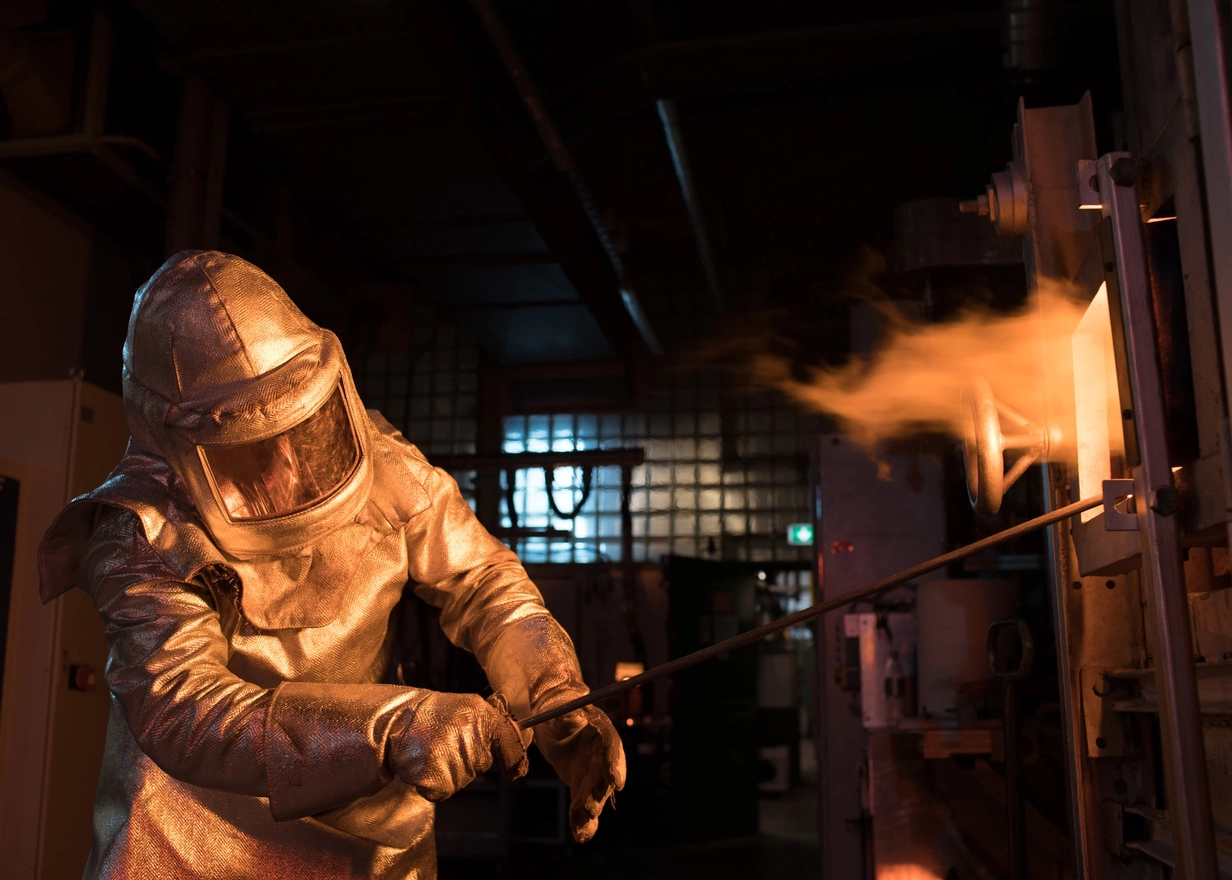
[121,250,373,558]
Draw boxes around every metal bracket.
[1102,479,1138,531]
[1076,158,1101,210]
[1080,666,1131,757]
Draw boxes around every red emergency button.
[69,664,97,692]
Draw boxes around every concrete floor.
[440,788,821,880]
[441,835,820,880]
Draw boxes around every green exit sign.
[786,523,814,546]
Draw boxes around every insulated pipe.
[519,492,1102,728]
[629,0,723,317]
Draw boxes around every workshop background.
[0,1,1145,879]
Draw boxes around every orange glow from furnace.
[753,279,1110,466]
[878,865,945,880]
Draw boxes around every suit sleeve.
[82,506,420,820]
[401,462,589,722]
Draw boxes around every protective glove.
[388,692,528,801]
[534,704,627,842]
[481,615,628,841]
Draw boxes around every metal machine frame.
[811,3,1232,876]
[975,2,1232,872]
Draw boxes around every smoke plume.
[753,280,1093,456]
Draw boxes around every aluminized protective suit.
[37,250,625,880]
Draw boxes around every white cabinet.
[0,380,128,880]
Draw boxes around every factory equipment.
[940,8,1232,869]
[845,610,916,730]
[988,618,1035,880]
[960,377,1056,517]
[916,580,1017,720]
[0,379,128,880]
[797,4,1232,875]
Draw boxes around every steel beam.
[1099,151,1217,880]
[1185,0,1232,553]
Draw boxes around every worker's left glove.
[388,691,528,802]
[481,615,627,842]
[534,704,627,842]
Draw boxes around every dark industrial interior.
[4,0,1232,878]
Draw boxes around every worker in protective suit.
[37,250,625,879]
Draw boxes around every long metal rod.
[519,493,1102,728]
[1100,152,1217,880]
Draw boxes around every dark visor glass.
[201,386,359,521]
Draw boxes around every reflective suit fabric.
[43,415,566,880]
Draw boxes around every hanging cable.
[502,468,520,530]
[546,466,593,519]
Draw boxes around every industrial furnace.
[811,3,1232,878]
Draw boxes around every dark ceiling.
[0,0,1125,390]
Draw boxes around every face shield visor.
[200,385,360,522]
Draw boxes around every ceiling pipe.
[657,98,724,314]
[466,0,661,356]
[627,0,724,317]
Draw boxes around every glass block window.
[500,414,626,564]
[502,371,819,564]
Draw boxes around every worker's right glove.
[388,691,528,801]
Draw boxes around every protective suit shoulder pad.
[38,443,225,603]
[365,411,433,527]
